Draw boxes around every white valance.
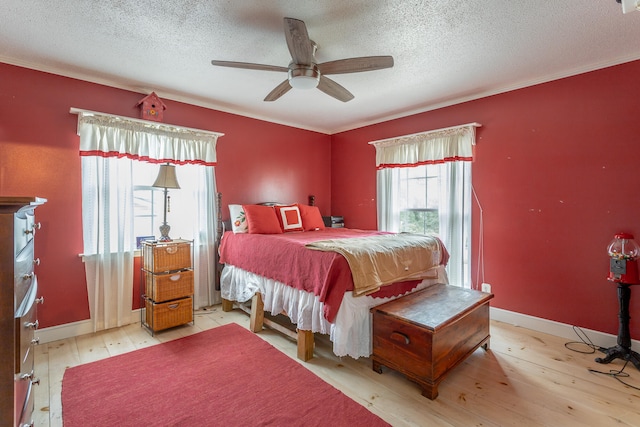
[369,122,480,169]
[71,108,224,165]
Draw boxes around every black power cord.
[565,325,640,391]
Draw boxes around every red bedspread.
[219,228,447,322]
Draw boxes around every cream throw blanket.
[306,233,442,296]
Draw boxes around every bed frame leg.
[297,330,314,361]
[250,293,265,333]
[221,298,234,312]
[238,292,315,361]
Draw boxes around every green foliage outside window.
[400,209,439,235]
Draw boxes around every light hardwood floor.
[34,306,640,426]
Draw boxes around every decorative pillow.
[275,205,304,232]
[298,204,325,231]
[243,204,283,234]
[228,204,248,233]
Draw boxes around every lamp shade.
[152,164,180,189]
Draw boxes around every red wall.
[4,58,640,341]
[331,60,640,340]
[0,63,331,328]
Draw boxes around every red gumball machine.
[596,232,640,370]
[607,233,640,284]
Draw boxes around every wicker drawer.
[145,296,193,331]
[142,240,191,273]
[145,269,193,303]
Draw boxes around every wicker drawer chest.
[371,283,493,400]
[141,240,194,334]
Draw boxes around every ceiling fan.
[211,17,394,102]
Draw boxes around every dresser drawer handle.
[170,274,181,281]
[24,320,39,329]
[168,303,180,310]
[23,273,34,280]
[19,371,39,385]
[390,331,410,345]
[33,258,41,266]
[166,245,178,254]
[25,222,42,235]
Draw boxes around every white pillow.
[229,204,248,233]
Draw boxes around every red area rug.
[62,323,390,426]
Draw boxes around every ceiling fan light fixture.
[288,66,320,89]
[211,18,393,102]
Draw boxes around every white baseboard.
[490,307,640,349]
[36,306,639,351]
[37,309,141,344]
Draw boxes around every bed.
[217,196,449,360]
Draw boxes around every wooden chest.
[371,283,493,399]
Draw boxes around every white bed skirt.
[220,264,448,358]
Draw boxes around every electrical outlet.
[481,282,492,293]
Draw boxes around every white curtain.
[437,161,471,286]
[77,110,222,332]
[376,168,399,232]
[371,123,478,288]
[77,113,219,164]
[81,155,136,331]
[177,164,219,308]
[372,124,475,168]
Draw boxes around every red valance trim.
[79,150,217,166]
[376,155,473,170]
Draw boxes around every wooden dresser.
[141,239,194,334]
[371,283,493,400]
[0,197,46,427]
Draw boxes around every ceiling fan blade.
[264,80,292,102]
[318,56,394,75]
[283,17,314,65]
[317,76,354,102]
[211,60,288,73]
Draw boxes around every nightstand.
[322,216,344,228]
[141,239,194,334]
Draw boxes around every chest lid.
[373,283,493,331]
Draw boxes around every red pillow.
[275,205,304,232]
[242,205,283,234]
[298,204,325,231]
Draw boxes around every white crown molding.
[3,54,640,135]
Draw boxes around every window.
[133,162,164,246]
[398,165,440,235]
[132,162,208,247]
[76,110,222,331]
[372,123,479,288]
[380,162,471,287]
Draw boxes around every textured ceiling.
[1,1,639,134]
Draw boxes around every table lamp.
[152,163,180,241]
